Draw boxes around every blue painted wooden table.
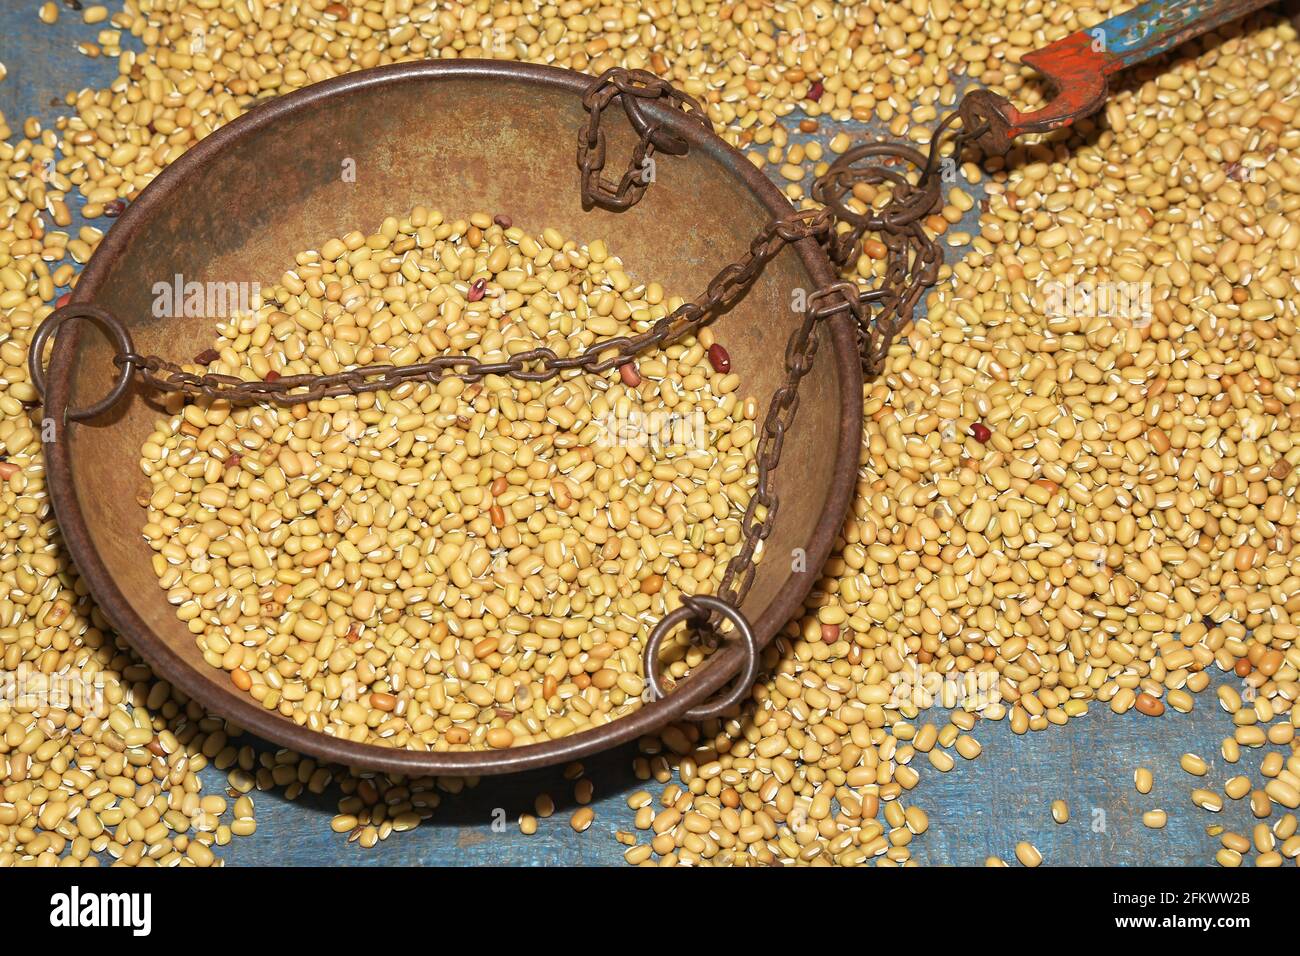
[0,2,1266,866]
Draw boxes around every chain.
[35,71,989,707]
[121,206,837,409]
[576,67,713,211]
[711,105,989,609]
[109,77,986,411]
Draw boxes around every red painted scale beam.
[964,0,1278,154]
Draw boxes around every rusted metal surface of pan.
[41,60,861,774]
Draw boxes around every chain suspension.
[31,68,989,720]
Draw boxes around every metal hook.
[28,303,138,422]
[643,594,760,722]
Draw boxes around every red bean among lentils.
[707,343,730,374]
[1135,693,1165,717]
[970,422,991,443]
[863,238,887,260]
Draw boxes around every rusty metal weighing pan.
[37,61,863,775]
[34,0,1269,776]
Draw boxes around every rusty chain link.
[710,106,989,612]
[31,68,988,719]
[576,67,713,211]
[119,207,835,410]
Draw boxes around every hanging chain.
[576,67,713,211]
[118,205,835,409]
[109,102,985,420]
[711,106,990,610]
[31,69,989,717]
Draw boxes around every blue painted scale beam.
[969,0,1277,152]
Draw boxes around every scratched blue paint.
[1096,0,1273,65]
[0,1,135,290]
[1,2,1286,867]
[215,671,1274,866]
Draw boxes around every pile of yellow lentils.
[139,210,759,753]
[1,0,1298,866]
